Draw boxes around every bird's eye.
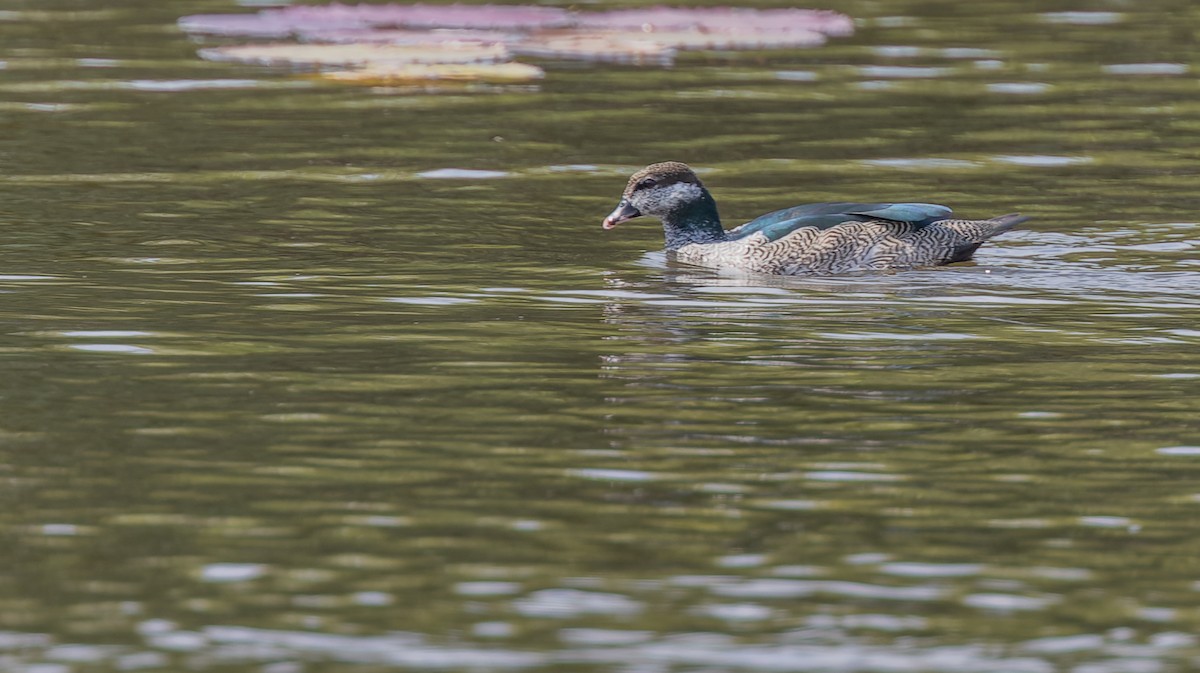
[637,178,658,189]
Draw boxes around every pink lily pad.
[179,4,574,38]
[179,12,367,38]
[588,28,828,51]
[199,42,509,67]
[297,27,519,46]
[348,4,573,30]
[178,4,857,77]
[512,32,675,66]
[324,61,544,84]
[577,7,854,37]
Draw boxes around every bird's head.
[602,162,706,230]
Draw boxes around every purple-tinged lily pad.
[179,12,366,38]
[179,4,574,38]
[178,4,857,77]
[199,42,509,67]
[347,4,573,30]
[324,61,543,84]
[297,27,519,46]
[577,7,854,37]
[605,27,827,51]
[512,32,675,66]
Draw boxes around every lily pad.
[347,4,573,30]
[324,62,544,84]
[199,42,509,67]
[512,32,675,66]
[179,4,574,38]
[596,28,828,51]
[179,12,366,38]
[178,4,857,79]
[297,27,519,45]
[578,8,854,37]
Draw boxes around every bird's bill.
[602,200,642,230]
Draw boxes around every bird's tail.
[988,213,1031,234]
[942,213,1030,264]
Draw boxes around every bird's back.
[728,202,955,242]
[678,211,1027,275]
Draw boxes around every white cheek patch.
[662,181,703,201]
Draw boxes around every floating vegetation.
[511,32,675,66]
[180,4,574,37]
[574,7,854,37]
[324,62,544,85]
[622,28,827,51]
[199,43,510,67]
[179,3,855,86]
[294,28,521,46]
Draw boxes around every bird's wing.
[730,202,953,242]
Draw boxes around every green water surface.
[1,0,1199,671]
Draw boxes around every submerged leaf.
[199,42,509,67]
[324,61,544,84]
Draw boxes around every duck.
[601,161,1028,275]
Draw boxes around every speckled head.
[621,162,701,199]
[602,162,707,230]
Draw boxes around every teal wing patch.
[850,203,953,224]
[731,202,953,242]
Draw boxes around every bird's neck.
[661,188,727,251]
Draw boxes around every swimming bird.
[601,162,1028,275]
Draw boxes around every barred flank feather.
[676,213,1028,275]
